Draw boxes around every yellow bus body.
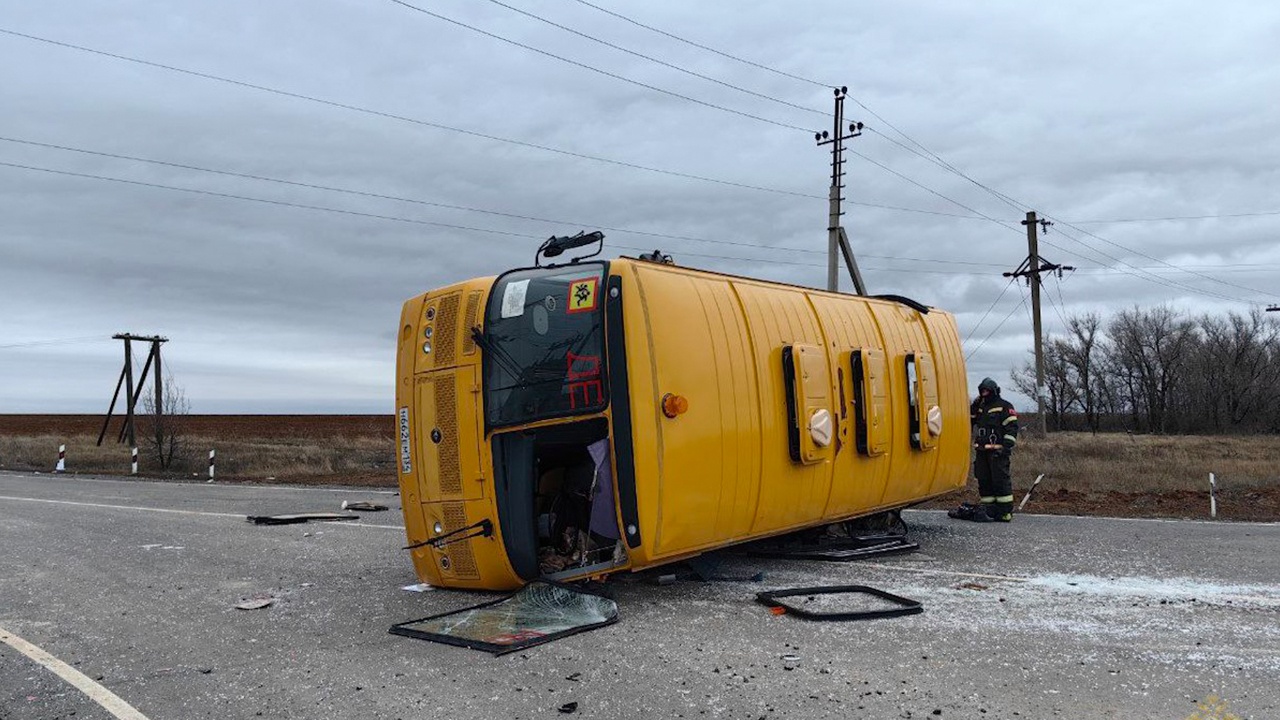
[396,257,969,590]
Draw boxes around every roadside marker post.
[55,445,66,473]
[208,449,215,482]
[1018,474,1045,511]
[130,447,138,476]
[1209,472,1217,519]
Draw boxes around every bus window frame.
[481,261,611,434]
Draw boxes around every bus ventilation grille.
[462,291,482,356]
[441,501,479,578]
[435,293,460,365]
[435,376,461,495]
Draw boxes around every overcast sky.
[2,0,1278,414]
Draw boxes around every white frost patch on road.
[1026,573,1280,610]
[884,570,1280,675]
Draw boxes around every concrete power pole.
[815,87,866,295]
[1025,211,1047,436]
[1003,212,1073,435]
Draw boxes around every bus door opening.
[492,419,625,581]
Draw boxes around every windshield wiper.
[470,326,523,379]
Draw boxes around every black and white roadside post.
[55,444,66,473]
[208,449,216,483]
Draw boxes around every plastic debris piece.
[769,606,787,616]
[235,598,274,610]
[757,585,922,621]
[341,500,389,512]
[558,702,578,714]
[401,583,435,592]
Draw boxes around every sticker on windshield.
[501,279,530,318]
[567,277,599,314]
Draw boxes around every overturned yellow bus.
[395,233,969,590]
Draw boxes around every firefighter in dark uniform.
[949,377,1019,522]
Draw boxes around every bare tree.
[1062,313,1103,432]
[1012,339,1076,429]
[1105,306,1196,433]
[139,371,191,470]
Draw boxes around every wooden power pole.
[815,87,867,295]
[1004,212,1073,435]
[97,334,168,447]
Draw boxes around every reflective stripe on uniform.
[987,407,1003,413]
[1004,434,1017,443]
[1003,416,1018,425]
[980,496,995,503]
[995,495,1015,503]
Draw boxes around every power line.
[0,134,1007,268]
[0,158,1002,277]
[1047,215,1279,301]
[549,3,1278,300]
[563,0,997,201]
[0,27,821,201]
[0,335,106,350]
[480,0,827,120]
[566,0,829,89]
[388,0,815,133]
[965,293,1028,362]
[1069,210,1280,224]
[962,277,1016,345]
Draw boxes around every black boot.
[967,505,995,523]
[948,503,979,520]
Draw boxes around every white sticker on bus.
[501,279,530,318]
[399,407,412,474]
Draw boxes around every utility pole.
[1004,212,1074,435]
[98,334,168,447]
[815,86,866,295]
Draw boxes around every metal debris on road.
[341,500,389,512]
[246,512,359,525]
[234,598,274,610]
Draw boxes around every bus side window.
[851,348,888,457]
[916,352,940,450]
[905,352,940,451]
[782,344,834,465]
[905,354,921,449]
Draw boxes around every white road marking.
[0,624,152,720]
[0,495,405,530]
[0,471,399,495]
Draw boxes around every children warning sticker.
[567,277,599,314]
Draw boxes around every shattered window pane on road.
[390,581,618,654]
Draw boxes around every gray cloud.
[2,0,1278,413]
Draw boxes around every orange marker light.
[661,393,689,418]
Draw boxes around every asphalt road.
[2,471,1278,719]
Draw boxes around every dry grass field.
[930,431,1280,521]
[0,415,395,486]
[2,416,1277,519]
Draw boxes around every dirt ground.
[2,415,1277,521]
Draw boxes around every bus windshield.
[482,263,608,428]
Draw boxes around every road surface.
[2,471,1277,719]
